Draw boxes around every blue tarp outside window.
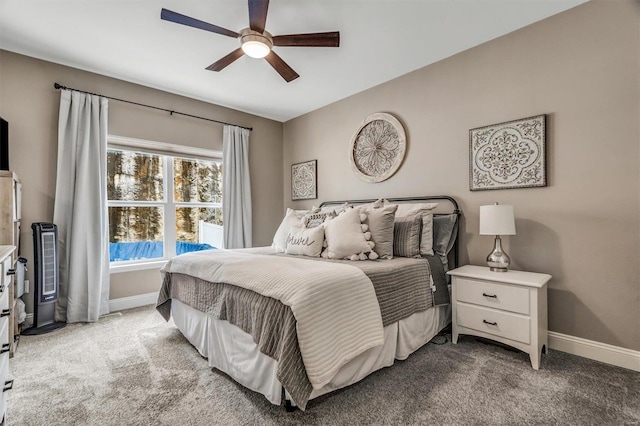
[109,241,215,262]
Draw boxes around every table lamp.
[479,203,516,272]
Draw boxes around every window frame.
[107,135,223,273]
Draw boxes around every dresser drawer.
[0,350,9,423]
[456,302,531,344]
[0,318,7,348]
[1,257,10,288]
[0,289,7,313]
[455,277,530,315]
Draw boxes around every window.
[107,145,222,264]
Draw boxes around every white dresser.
[447,265,551,370]
[0,245,15,424]
[0,171,21,356]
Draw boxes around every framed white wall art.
[470,114,546,191]
[291,159,317,200]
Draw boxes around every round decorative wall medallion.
[349,112,406,183]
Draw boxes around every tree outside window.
[107,148,222,262]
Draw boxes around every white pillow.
[285,226,325,257]
[313,202,348,215]
[272,208,306,253]
[289,208,313,219]
[353,198,383,211]
[323,208,377,260]
[384,201,438,256]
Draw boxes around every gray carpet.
[7,305,639,425]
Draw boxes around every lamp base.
[486,235,510,272]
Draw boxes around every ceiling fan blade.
[206,48,245,72]
[161,8,239,38]
[272,32,340,47]
[248,0,269,33]
[264,51,299,82]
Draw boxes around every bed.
[156,196,461,410]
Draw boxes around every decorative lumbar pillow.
[358,203,397,259]
[272,208,309,253]
[393,213,423,258]
[323,208,377,260]
[385,201,438,256]
[285,225,325,257]
[304,210,338,228]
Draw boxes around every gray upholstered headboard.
[319,196,462,270]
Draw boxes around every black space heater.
[22,223,66,335]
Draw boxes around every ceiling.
[0,0,586,122]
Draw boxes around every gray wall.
[283,1,640,351]
[0,50,284,303]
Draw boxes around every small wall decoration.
[349,112,406,183]
[470,114,546,191]
[291,159,317,200]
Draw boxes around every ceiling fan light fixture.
[240,29,273,58]
[242,40,270,58]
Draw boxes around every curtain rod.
[53,83,253,131]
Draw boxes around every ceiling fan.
[161,0,340,82]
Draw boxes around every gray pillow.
[360,204,397,259]
[393,213,422,258]
[433,213,459,269]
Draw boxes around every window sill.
[109,259,168,274]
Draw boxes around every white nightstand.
[447,265,551,370]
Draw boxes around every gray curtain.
[222,125,252,249]
[54,89,110,323]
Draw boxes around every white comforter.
[161,248,384,389]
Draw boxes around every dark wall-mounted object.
[0,117,8,171]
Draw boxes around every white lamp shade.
[479,204,516,235]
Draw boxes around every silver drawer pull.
[3,380,13,392]
[482,293,497,298]
[0,343,9,354]
[0,309,10,318]
[483,320,498,326]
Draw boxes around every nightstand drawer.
[456,277,530,315]
[456,302,531,344]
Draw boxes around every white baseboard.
[22,292,158,325]
[548,331,640,372]
[109,292,159,312]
